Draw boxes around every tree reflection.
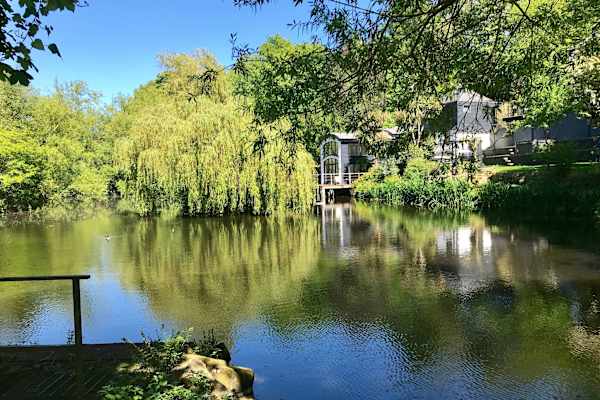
[1,206,599,396]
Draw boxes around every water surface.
[1,204,600,399]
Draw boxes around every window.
[348,143,366,156]
[322,141,338,158]
[324,158,338,174]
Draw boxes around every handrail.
[0,274,90,346]
[319,172,365,185]
[0,274,90,282]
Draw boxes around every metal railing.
[343,173,364,184]
[320,172,365,185]
[0,274,91,346]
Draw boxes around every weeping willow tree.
[112,51,315,216]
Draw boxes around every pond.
[1,204,600,399]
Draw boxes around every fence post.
[0,275,90,347]
[72,278,83,346]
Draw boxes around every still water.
[1,204,600,399]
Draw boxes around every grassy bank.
[353,160,600,222]
[478,163,600,220]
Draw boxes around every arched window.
[322,140,339,158]
[324,157,339,174]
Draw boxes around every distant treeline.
[0,51,315,217]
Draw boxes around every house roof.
[331,132,358,141]
[331,128,398,142]
[444,91,496,104]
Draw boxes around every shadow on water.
[1,205,600,399]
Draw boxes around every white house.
[318,129,398,186]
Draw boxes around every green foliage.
[459,138,482,183]
[0,0,81,85]
[574,55,600,126]
[0,129,46,212]
[392,95,446,147]
[402,158,437,181]
[237,0,600,135]
[354,159,478,212]
[234,35,339,155]
[100,330,223,400]
[137,331,190,373]
[478,181,600,219]
[114,51,315,216]
[0,52,316,218]
[357,160,600,221]
[0,80,115,213]
[100,374,206,400]
[534,141,579,166]
[478,164,600,219]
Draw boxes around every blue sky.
[30,1,313,100]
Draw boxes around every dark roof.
[443,91,496,104]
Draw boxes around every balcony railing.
[320,172,365,185]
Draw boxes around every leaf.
[31,38,44,50]
[48,43,61,57]
[28,23,39,37]
[8,69,33,85]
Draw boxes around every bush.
[357,160,600,222]
[354,163,477,212]
[100,330,226,400]
[477,180,600,219]
[0,129,47,211]
[535,140,578,166]
[402,157,437,180]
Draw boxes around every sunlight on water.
[1,205,600,399]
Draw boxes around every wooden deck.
[315,172,364,204]
[0,344,136,400]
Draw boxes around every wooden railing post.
[0,274,90,346]
[72,278,83,346]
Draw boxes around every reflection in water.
[1,205,600,399]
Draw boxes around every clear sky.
[30,1,312,100]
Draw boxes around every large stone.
[172,352,254,400]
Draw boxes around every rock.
[172,352,254,400]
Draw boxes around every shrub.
[100,330,225,400]
[354,163,477,212]
[402,157,437,180]
[0,129,47,211]
[535,140,578,166]
[477,180,600,219]
[476,182,513,211]
[357,160,600,222]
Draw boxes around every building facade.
[318,92,600,173]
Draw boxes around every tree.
[1,0,82,85]
[0,79,114,211]
[394,95,444,148]
[235,0,600,132]
[234,35,341,155]
[574,55,600,127]
[113,51,316,216]
[0,129,45,212]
